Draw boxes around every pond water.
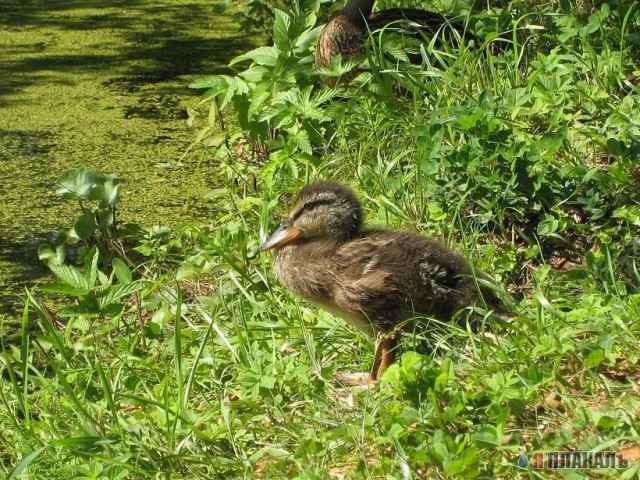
[0,0,255,317]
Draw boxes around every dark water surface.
[0,0,254,317]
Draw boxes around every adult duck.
[315,0,472,84]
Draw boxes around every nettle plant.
[190,6,343,182]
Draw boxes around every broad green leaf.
[240,65,268,83]
[97,209,114,229]
[56,168,102,200]
[87,175,128,206]
[176,264,199,281]
[73,211,98,239]
[537,214,558,236]
[295,25,322,49]
[606,137,625,156]
[260,376,277,389]
[471,425,500,448]
[585,348,604,368]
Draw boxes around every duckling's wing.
[335,236,396,280]
[332,236,404,329]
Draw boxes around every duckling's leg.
[372,331,399,381]
[334,332,399,386]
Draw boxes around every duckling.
[315,0,472,85]
[262,181,504,382]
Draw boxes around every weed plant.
[2,0,640,478]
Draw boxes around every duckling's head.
[262,181,362,251]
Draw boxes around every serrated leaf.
[273,10,292,50]
[57,303,101,317]
[231,46,280,66]
[112,258,132,284]
[39,282,89,297]
[290,130,312,154]
[48,264,89,292]
[71,317,91,332]
[240,65,268,83]
[189,74,231,90]
[96,283,140,309]
[86,247,99,290]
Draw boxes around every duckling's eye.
[302,199,328,211]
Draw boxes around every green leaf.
[471,424,501,448]
[58,302,101,317]
[273,10,292,50]
[537,214,559,236]
[48,264,89,292]
[295,24,322,49]
[56,168,102,200]
[50,436,117,450]
[87,174,128,206]
[231,46,280,67]
[533,128,567,160]
[585,348,604,368]
[96,283,140,309]
[7,447,46,480]
[260,376,277,389]
[38,242,66,266]
[96,209,114,229]
[606,138,625,156]
[176,264,199,281]
[73,211,98,239]
[455,107,485,129]
[112,258,132,284]
[189,74,231,90]
[85,247,99,291]
[39,282,89,297]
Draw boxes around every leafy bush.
[38,167,131,268]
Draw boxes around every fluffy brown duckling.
[262,181,504,382]
[315,0,472,85]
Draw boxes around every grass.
[1,0,640,478]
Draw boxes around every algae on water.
[0,0,255,315]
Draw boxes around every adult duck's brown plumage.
[315,0,472,85]
[262,181,504,382]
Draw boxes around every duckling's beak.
[262,221,304,251]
